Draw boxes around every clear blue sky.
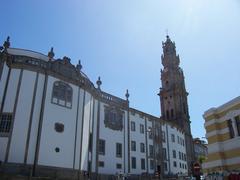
[1,0,240,139]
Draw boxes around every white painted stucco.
[0,137,8,161]
[38,76,79,168]
[27,73,45,164]
[0,62,9,110]
[8,70,36,163]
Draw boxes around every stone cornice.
[1,51,129,109]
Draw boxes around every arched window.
[166,110,170,120]
[171,109,174,118]
[52,81,73,108]
[183,103,186,114]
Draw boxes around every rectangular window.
[149,127,153,139]
[131,121,135,131]
[173,150,176,158]
[163,148,167,160]
[140,143,145,153]
[173,161,177,167]
[162,131,166,142]
[99,139,105,155]
[52,81,73,108]
[140,124,144,134]
[149,145,154,158]
[177,136,180,144]
[235,115,240,136]
[131,157,136,169]
[99,161,104,167]
[88,161,92,172]
[164,162,168,171]
[228,119,235,138]
[171,134,175,142]
[0,113,13,134]
[150,160,154,170]
[131,141,136,151]
[116,143,122,158]
[89,133,92,152]
[116,163,122,169]
[179,151,181,160]
[141,158,145,170]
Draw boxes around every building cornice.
[1,49,129,109]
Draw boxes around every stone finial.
[125,89,129,100]
[96,76,102,89]
[48,47,55,60]
[76,60,82,71]
[3,36,10,49]
[63,56,71,64]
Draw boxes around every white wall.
[0,62,10,162]
[166,124,188,175]
[91,99,99,173]
[0,62,9,110]
[80,91,92,171]
[2,69,20,113]
[0,137,8,161]
[98,102,126,175]
[129,113,147,174]
[38,76,79,169]
[73,88,85,170]
[146,118,154,174]
[8,70,36,163]
[27,73,45,164]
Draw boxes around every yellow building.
[203,96,240,177]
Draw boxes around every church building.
[0,36,194,179]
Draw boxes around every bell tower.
[159,35,194,173]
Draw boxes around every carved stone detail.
[3,52,129,109]
[104,106,123,131]
[55,122,64,133]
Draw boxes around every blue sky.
[1,0,240,139]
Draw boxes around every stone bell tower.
[159,35,194,174]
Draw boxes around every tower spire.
[159,36,194,174]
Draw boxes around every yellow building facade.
[203,96,240,176]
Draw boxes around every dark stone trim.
[1,162,145,179]
[79,90,86,171]
[7,54,129,109]
[32,74,48,176]
[0,55,4,80]
[95,100,101,174]
[5,69,23,162]
[73,86,80,169]
[24,72,39,164]
[166,124,171,173]
[123,110,126,174]
[0,65,11,138]
[90,98,95,172]
[0,67,11,124]
[185,133,194,175]
[158,122,164,178]
[127,105,130,173]
[144,117,149,173]
[87,95,93,173]
[152,121,156,172]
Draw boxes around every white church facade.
[0,36,193,179]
